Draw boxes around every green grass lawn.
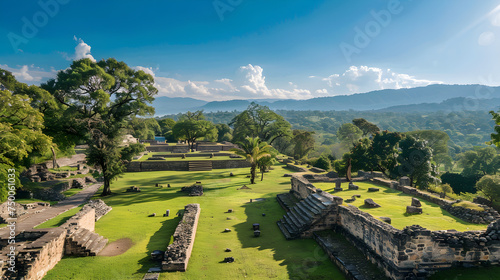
[314,181,486,232]
[43,165,344,280]
[63,188,85,198]
[35,205,84,228]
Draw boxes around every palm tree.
[233,137,271,184]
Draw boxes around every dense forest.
[161,110,494,157]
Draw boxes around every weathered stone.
[406,206,423,214]
[253,223,260,230]
[254,230,261,237]
[181,184,203,196]
[227,209,233,213]
[348,182,359,190]
[223,257,235,263]
[149,213,156,217]
[126,186,141,192]
[368,188,379,192]
[163,210,170,217]
[225,248,232,252]
[230,172,234,177]
[380,217,391,224]
[364,199,381,208]
[399,176,411,187]
[224,228,231,232]
[151,250,165,261]
[411,198,422,207]
[72,178,86,189]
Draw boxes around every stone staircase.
[277,193,334,240]
[188,161,212,171]
[66,227,108,256]
[276,192,298,211]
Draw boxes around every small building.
[154,136,166,143]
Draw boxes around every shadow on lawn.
[135,215,181,274]
[233,193,337,280]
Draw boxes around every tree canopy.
[172,111,217,151]
[42,58,157,196]
[232,137,272,184]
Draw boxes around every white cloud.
[134,64,314,101]
[478,31,495,46]
[0,64,57,84]
[322,66,442,95]
[63,37,96,62]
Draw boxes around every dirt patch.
[98,238,133,256]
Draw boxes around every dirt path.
[98,238,134,256]
[0,183,102,238]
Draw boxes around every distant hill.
[153,84,500,115]
[377,97,500,113]
[152,96,207,115]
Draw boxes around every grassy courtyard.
[43,164,344,280]
[314,181,486,231]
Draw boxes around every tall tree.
[172,111,217,151]
[232,137,271,184]
[291,130,315,159]
[352,118,380,137]
[406,130,450,168]
[158,118,176,141]
[393,136,437,188]
[370,131,402,178]
[0,90,52,200]
[230,103,292,144]
[337,123,363,147]
[457,147,500,176]
[42,58,157,196]
[215,123,233,142]
[257,148,277,181]
[126,117,160,140]
[476,175,500,203]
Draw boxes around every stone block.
[411,198,421,207]
[406,206,423,214]
[368,188,379,192]
[364,198,381,208]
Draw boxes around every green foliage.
[406,130,450,167]
[370,131,402,177]
[333,159,347,177]
[232,137,271,184]
[215,123,233,142]
[158,118,176,141]
[457,147,500,176]
[476,175,500,202]
[441,172,480,194]
[441,183,453,195]
[291,129,315,159]
[314,155,331,171]
[0,90,52,201]
[230,103,292,145]
[352,118,380,136]
[337,123,363,147]
[172,111,217,151]
[42,58,157,196]
[393,135,437,189]
[453,201,485,211]
[120,143,146,162]
[126,117,159,140]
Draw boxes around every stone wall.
[127,160,250,172]
[162,204,201,272]
[288,173,500,279]
[61,205,96,232]
[1,228,66,280]
[286,164,309,173]
[146,145,190,153]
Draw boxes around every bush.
[441,172,481,194]
[333,160,347,177]
[314,155,331,171]
[476,175,500,203]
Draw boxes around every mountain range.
[152,84,500,116]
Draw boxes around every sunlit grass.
[314,181,486,231]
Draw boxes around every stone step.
[82,233,103,250]
[311,193,334,207]
[285,212,306,230]
[306,195,327,210]
[72,228,91,245]
[281,219,299,236]
[294,202,315,221]
[283,214,301,232]
[289,208,308,226]
[89,238,108,256]
[276,221,293,240]
[303,197,323,215]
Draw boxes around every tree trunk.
[250,165,256,184]
[101,176,112,196]
[51,147,58,169]
[261,170,264,181]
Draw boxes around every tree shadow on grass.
[135,215,181,274]
[233,193,342,280]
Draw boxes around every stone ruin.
[348,182,359,190]
[181,183,203,196]
[126,186,141,192]
[283,172,500,279]
[162,204,201,272]
[364,198,381,208]
[87,199,112,221]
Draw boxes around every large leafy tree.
[232,137,271,184]
[230,103,292,145]
[345,138,377,173]
[172,111,217,151]
[476,175,500,203]
[337,123,363,147]
[126,117,160,140]
[352,118,380,137]
[370,131,402,178]
[291,129,315,159]
[42,58,157,196]
[393,136,437,188]
[0,90,52,200]
[457,147,500,176]
[406,130,450,168]
[158,118,176,141]
[216,123,233,142]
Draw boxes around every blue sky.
[1,0,500,100]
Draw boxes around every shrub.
[314,155,331,171]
